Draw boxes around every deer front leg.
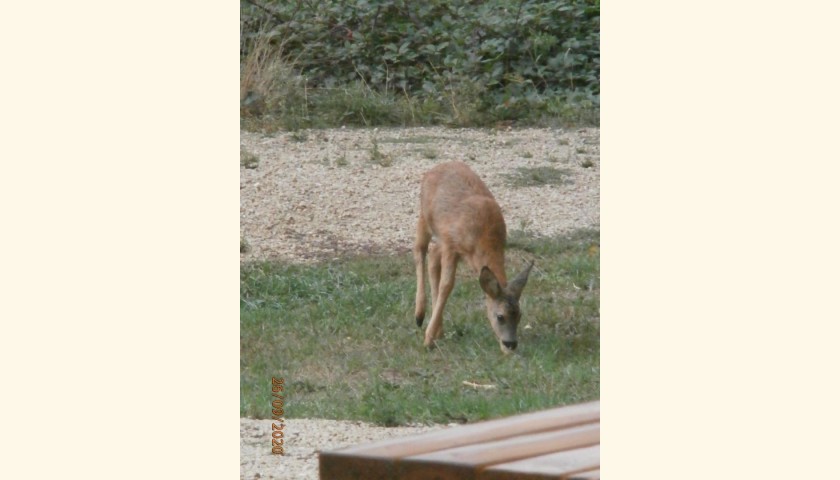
[424,248,458,347]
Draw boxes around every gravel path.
[239,126,600,479]
[240,418,446,480]
[240,126,599,263]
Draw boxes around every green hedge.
[241,0,599,126]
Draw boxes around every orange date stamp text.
[271,377,285,455]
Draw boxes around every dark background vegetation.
[240,0,599,129]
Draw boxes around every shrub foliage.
[241,0,599,127]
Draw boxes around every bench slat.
[396,424,599,480]
[319,401,600,480]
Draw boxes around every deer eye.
[496,314,505,323]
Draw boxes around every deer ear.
[479,266,502,299]
[509,261,534,299]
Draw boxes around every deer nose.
[502,340,517,350]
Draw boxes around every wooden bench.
[319,400,599,480]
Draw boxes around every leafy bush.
[241,0,599,127]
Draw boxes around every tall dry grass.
[240,26,305,117]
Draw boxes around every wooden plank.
[478,446,600,480]
[319,401,598,480]
[396,423,600,480]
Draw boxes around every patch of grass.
[240,231,599,425]
[419,147,438,160]
[505,166,572,187]
[240,147,259,169]
[581,158,595,169]
[240,236,250,253]
[290,130,309,142]
[369,136,393,167]
[314,82,416,127]
[239,82,598,131]
[379,135,439,144]
[522,151,533,159]
[335,151,348,167]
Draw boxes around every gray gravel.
[240,126,599,263]
[240,418,446,480]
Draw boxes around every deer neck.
[472,249,507,287]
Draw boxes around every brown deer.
[413,161,534,353]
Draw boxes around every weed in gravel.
[419,148,438,160]
[516,218,534,232]
[505,166,572,187]
[290,131,309,142]
[369,136,393,167]
[241,148,259,169]
[335,151,349,167]
[581,158,595,169]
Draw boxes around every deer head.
[479,261,534,354]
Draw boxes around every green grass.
[239,74,598,132]
[369,137,393,167]
[335,150,349,167]
[240,147,259,169]
[240,230,599,426]
[239,87,598,131]
[378,135,439,144]
[418,147,439,160]
[505,166,573,187]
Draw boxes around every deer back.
[420,162,507,280]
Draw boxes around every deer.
[413,161,534,354]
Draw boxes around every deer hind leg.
[413,216,432,327]
[424,247,458,347]
[427,242,441,315]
